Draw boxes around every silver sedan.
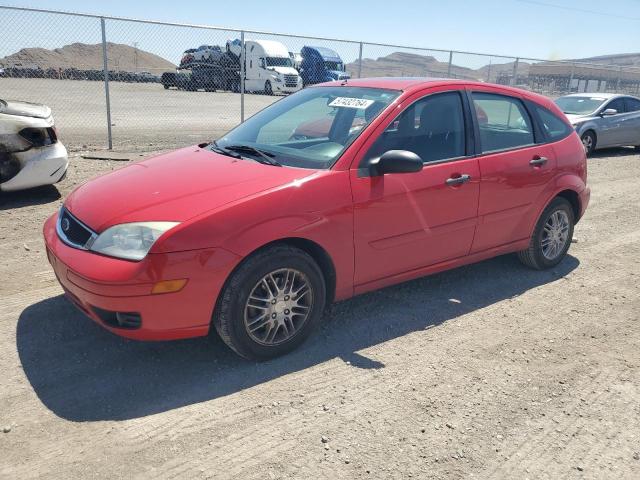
[555,93,640,155]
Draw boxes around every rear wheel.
[581,130,596,156]
[517,197,574,270]
[264,80,273,95]
[213,245,326,360]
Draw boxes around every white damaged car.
[0,99,68,192]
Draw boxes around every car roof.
[559,92,623,99]
[318,77,550,98]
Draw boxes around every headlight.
[272,75,282,82]
[90,222,179,261]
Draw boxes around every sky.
[2,0,640,68]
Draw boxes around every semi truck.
[299,46,350,86]
[228,39,302,95]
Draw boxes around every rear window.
[534,106,572,141]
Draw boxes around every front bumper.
[43,213,241,340]
[274,83,302,94]
[0,142,68,191]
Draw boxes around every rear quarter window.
[534,106,572,142]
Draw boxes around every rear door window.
[471,93,534,153]
[534,106,572,141]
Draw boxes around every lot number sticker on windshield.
[329,97,375,109]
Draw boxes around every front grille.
[284,74,298,87]
[57,207,96,249]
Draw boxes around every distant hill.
[571,53,640,67]
[0,42,175,72]
[346,52,480,80]
[346,51,640,83]
[476,61,531,83]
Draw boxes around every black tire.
[581,130,596,156]
[163,84,169,89]
[213,245,326,360]
[264,80,273,96]
[517,197,575,270]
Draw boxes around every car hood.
[0,99,51,119]
[564,113,596,124]
[64,146,316,232]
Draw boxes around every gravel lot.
[0,78,278,151]
[1,146,639,479]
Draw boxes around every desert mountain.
[346,51,479,80]
[0,42,175,72]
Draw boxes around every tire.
[581,130,596,156]
[213,245,326,360]
[517,197,575,270]
[163,84,169,89]
[264,80,273,96]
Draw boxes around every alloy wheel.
[243,268,313,346]
[541,210,570,260]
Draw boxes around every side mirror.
[601,108,618,116]
[369,150,423,176]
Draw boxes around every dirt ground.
[0,147,639,480]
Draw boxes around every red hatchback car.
[44,78,589,360]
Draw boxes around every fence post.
[240,30,245,123]
[357,42,363,79]
[511,57,519,86]
[486,59,492,82]
[447,51,453,78]
[615,66,621,93]
[100,17,113,150]
[569,62,575,93]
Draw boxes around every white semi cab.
[228,39,302,95]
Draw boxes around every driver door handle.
[530,156,548,166]
[445,174,471,186]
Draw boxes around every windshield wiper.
[209,141,242,159]
[225,145,282,167]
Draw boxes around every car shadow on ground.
[590,146,639,158]
[17,253,579,422]
[0,185,61,210]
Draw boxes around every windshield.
[325,61,344,71]
[216,86,399,169]
[265,57,293,68]
[555,96,606,115]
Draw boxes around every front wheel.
[264,80,273,95]
[517,197,575,270]
[213,245,326,360]
[581,131,596,156]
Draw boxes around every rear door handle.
[529,156,548,166]
[445,174,471,186]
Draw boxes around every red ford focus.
[43,78,590,360]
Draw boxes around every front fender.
[156,170,355,300]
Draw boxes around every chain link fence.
[2,5,640,152]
